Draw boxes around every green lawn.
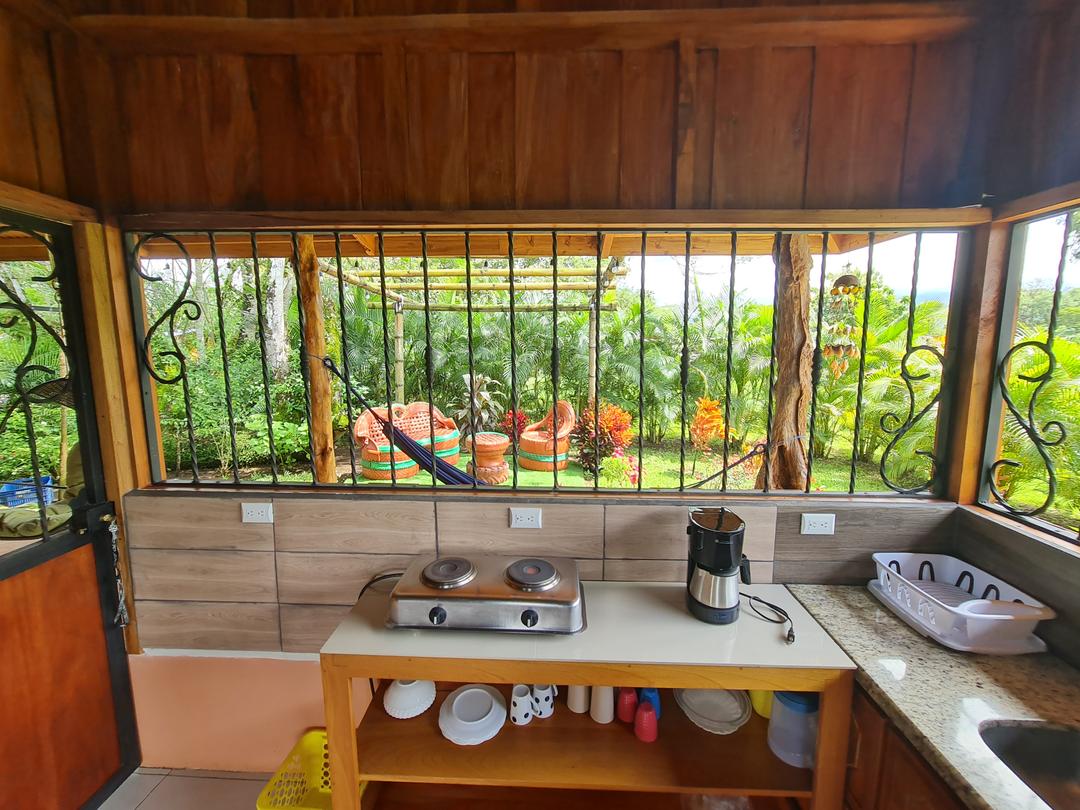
[261,443,889,493]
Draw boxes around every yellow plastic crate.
[258,729,368,810]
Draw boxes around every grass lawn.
[259,443,890,493]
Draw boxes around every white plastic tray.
[868,552,1054,655]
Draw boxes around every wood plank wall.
[0,8,67,199]
[123,491,954,653]
[48,8,983,213]
[983,1,1080,203]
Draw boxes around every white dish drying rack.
[869,553,1055,655]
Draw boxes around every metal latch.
[104,514,129,628]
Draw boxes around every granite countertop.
[791,585,1080,810]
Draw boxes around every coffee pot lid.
[688,507,744,534]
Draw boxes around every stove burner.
[422,557,476,590]
[506,558,560,592]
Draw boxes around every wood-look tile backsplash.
[124,492,956,653]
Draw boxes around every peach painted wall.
[129,654,370,773]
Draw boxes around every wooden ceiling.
[0,1,1074,218]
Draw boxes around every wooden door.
[846,687,888,810]
[0,210,138,809]
[876,728,965,810]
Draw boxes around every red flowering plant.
[572,401,635,479]
[498,408,529,439]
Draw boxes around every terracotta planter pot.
[467,432,511,484]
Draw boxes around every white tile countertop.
[322,581,854,671]
[791,585,1080,810]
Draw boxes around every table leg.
[810,670,854,810]
[321,657,361,810]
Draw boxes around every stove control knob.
[520,609,539,628]
[428,606,447,626]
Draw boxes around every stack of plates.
[675,689,751,735]
[438,685,507,746]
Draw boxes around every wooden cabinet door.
[876,728,965,810]
[846,688,888,810]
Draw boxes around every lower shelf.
[357,685,812,797]
[367,782,798,809]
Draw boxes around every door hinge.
[105,515,129,629]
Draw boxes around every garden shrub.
[572,401,635,479]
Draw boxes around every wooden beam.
[73,5,979,55]
[351,233,376,256]
[119,207,993,232]
[335,268,628,279]
[377,281,607,292]
[393,307,405,404]
[943,222,1010,504]
[0,179,97,224]
[296,235,337,484]
[674,38,698,210]
[72,220,150,653]
[365,302,616,312]
[319,264,408,303]
[991,179,1080,223]
[0,0,73,32]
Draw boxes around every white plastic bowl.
[438,685,506,746]
[383,679,436,720]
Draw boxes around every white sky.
[623,220,1077,308]
[623,232,959,308]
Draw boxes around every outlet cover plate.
[241,502,274,524]
[800,513,835,535]
[509,507,542,529]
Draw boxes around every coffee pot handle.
[739,555,752,585]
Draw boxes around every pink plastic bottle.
[634,701,658,743]
[616,687,638,723]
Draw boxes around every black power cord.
[740,592,796,644]
[357,571,405,696]
[356,571,405,602]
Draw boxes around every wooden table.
[321,581,855,810]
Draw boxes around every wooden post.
[72,220,154,652]
[296,235,338,483]
[393,303,405,404]
[587,308,598,408]
[943,222,1011,503]
[758,233,813,491]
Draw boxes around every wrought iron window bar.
[124,226,961,498]
[982,206,1080,543]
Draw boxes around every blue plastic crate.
[0,476,56,508]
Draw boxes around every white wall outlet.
[509,507,542,529]
[800,513,835,535]
[241,502,274,524]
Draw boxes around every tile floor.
[101,768,270,809]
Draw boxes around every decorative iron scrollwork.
[879,344,944,494]
[0,227,70,537]
[987,339,1064,516]
[130,233,203,481]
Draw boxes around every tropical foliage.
[2,239,1077,536]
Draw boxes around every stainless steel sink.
[980,722,1080,809]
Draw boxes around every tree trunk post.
[757,233,813,491]
[394,303,405,404]
[296,235,337,484]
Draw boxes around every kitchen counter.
[791,585,1080,810]
[321,581,856,810]
[323,581,855,671]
